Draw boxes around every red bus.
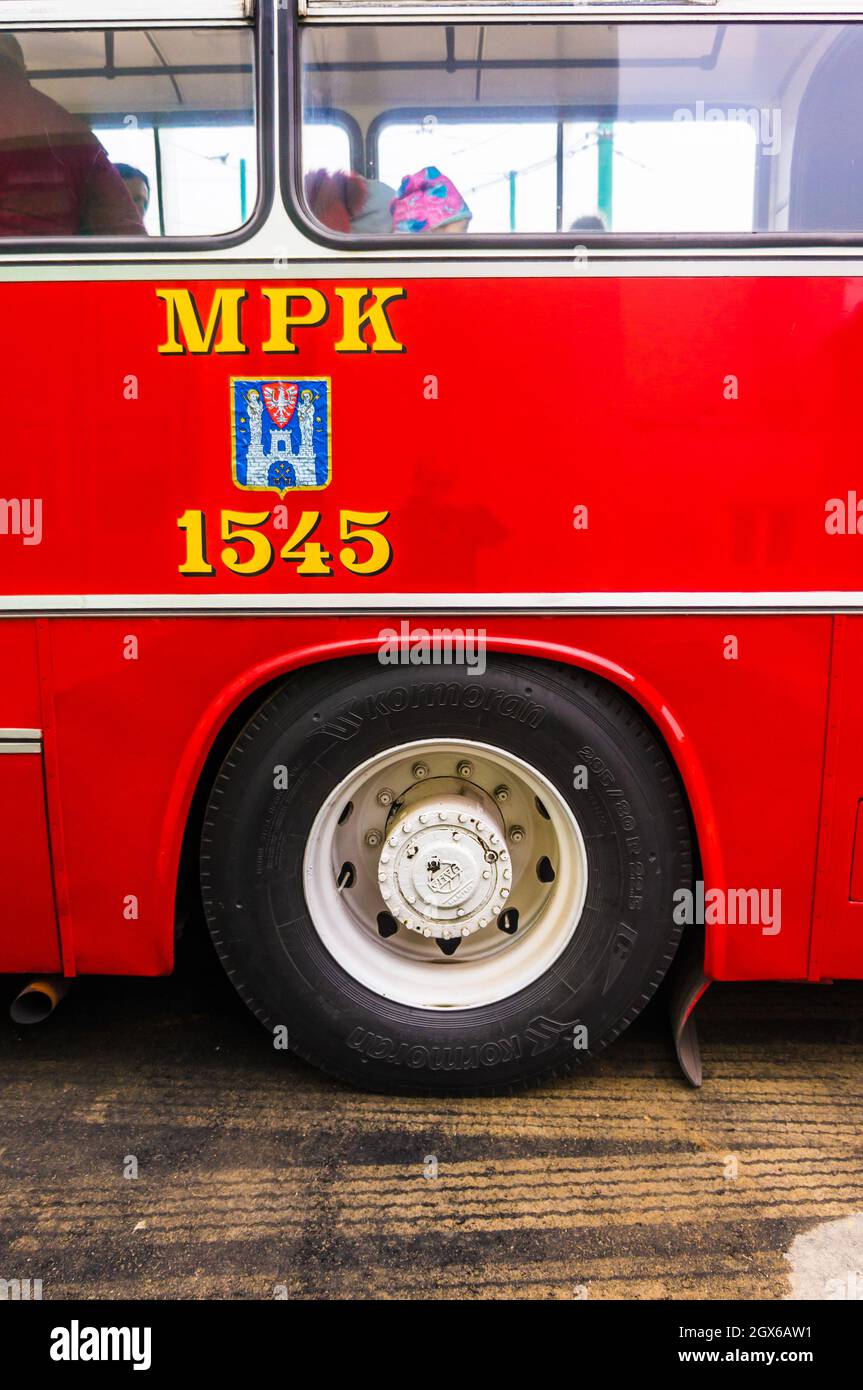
[2,0,863,1093]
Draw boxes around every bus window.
[0,26,255,239]
[298,21,861,238]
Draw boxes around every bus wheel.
[200,658,693,1094]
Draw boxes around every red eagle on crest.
[262,381,299,427]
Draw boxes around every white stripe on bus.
[0,593,862,614]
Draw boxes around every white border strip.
[0,2,251,24]
[0,729,42,754]
[1,592,861,615]
[4,255,863,276]
[301,1,863,17]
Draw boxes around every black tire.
[200,656,693,1094]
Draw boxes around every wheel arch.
[162,633,723,956]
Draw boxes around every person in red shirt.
[0,33,145,238]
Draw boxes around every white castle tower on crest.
[244,387,318,487]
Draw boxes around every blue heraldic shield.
[232,378,331,493]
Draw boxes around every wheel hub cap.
[377,794,511,940]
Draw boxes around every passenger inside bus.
[115,165,151,222]
[349,178,397,233]
[0,33,144,238]
[391,168,472,233]
[304,169,372,233]
[305,165,471,234]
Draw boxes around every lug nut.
[412,762,429,779]
[494,785,511,802]
[365,830,382,848]
[376,788,394,807]
[457,761,473,778]
[510,825,526,843]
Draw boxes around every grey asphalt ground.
[0,929,861,1300]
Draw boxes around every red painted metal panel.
[0,623,60,971]
[0,622,42,724]
[848,802,863,903]
[811,616,863,978]
[0,756,60,973]
[0,276,861,600]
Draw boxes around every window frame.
[0,1,273,255]
[283,8,863,253]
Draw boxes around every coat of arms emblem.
[231,377,331,494]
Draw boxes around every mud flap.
[667,926,710,1087]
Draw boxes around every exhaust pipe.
[10,976,70,1025]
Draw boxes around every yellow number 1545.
[177,509,392,578]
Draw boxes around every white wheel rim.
[303,738,588,1010]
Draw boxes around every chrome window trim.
[0,729,42,753]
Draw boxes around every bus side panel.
[0,756,61,973]
[0,620,42,721]
[0,621,61,973]
[41,613,830,982]
[0,275,861,602]
[811,614,863,979]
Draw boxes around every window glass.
[299,21,863,237]
[594,121,757,234]
[0,27,256,238]
[303,119,352,180]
